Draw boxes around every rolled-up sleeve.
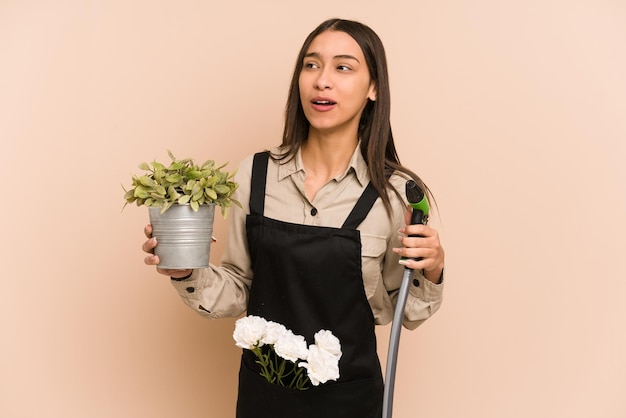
[403,270,444,329]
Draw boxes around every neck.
[302,130,358,178]
[300,130,358,201]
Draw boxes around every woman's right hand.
[142,224,193,279]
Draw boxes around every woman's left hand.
[393,206,445,284]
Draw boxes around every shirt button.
[412,279,420,287]
[186,287,195,293]
[310,207,318,216]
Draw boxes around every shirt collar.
[277,142,369,187]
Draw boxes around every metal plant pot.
[149,204,215,269]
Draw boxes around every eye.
[337,64,352,72]
[303,62,319,69]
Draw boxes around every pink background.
[2,1,625,417]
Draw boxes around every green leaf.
[134,186,150,199]
[138,162,150,171]
[178,194,191,204]
[186,170,202,180]
[162,202,173,213]
[201,160,215,169]
[214,184,231,195]
[165,173,182,183]
[139,175,156,187]
[190,200,199,211]
[205,175,218,187]
[123,189,135,200]
[192,190,203,201]
[168,186,180,200]
[169,162,185,170]
[205,188,217,200]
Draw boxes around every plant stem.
[251,345,309,390]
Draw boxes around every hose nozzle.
[406,180,429,226]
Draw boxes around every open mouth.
[312,100,336,105]
[311,97,337,107]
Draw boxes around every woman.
[142,18,444,418]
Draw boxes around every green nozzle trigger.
[406,180,429,224]
[402,180,430,264]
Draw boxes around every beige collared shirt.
[171,145,443,330]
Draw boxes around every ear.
[368,82,377,101]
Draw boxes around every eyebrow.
[304,52,361,63]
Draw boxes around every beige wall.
[2,0,625,417]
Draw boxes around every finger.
[159,268,192,278]
[393,245,434,260]
[144,224,153,238]
[144,254,160,266]
[398,247,439,264]
[404,205,412,225]
[402,224,432,238]
[398,257,422,269]
[398,256,434,271]
[398,233,438,253]
[142,237,157,254]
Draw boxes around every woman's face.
[298,30,376,136]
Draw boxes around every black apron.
[236,152,384,418]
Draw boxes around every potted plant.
[123,150,240,269]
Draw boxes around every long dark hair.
[276,18,432,215]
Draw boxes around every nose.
[314,67,332,90]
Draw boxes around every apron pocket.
[236,358,383,418]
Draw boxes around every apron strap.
[250,152,270,216]
[341,181,380,230]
